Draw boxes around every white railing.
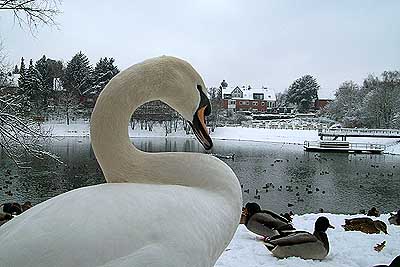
[304,141,385,150]
[319,128,400,137]
[250,121,329,130]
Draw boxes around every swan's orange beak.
[189,105,213,150]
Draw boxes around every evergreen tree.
[18,57,26,90]
[62,51,92,98]
[13,65,19,74]
[91,57,119,96]
[23,59,44,114]
[35,55,59,109]
[287,75,320,113]
[35,55,51,89]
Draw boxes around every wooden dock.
[304,141,385,154]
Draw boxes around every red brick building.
[314,99,333,110]
[222,86,276,113]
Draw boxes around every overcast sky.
[1,0,399,97]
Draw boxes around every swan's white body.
[0,56,242,267]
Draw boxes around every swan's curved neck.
[91,67,163,183]
[90,65,212,190]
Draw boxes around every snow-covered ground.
[43,122,400,155]
[217,213,399,267]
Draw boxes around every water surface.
[1,137,399,214]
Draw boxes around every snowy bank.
[217,213,399,267]
[43,123,400,155]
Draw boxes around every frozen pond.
[1,137,399,214]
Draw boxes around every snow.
[42,122,400,155]
[216,213,399,267]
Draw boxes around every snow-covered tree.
[24,59,45,114]
[0,43,10,88]
[327,72,400,129]
[0,1,62,167]
[91,57,119,96]
[13,65,19,74]
[35,55,64,110]
[18,57,26,89]
[0,57,59,166]
[364,71,400,128]
[207,87,222,131]
[275,90,288,108]
[35,55,51,89]
[327,81,364,127]
[62,51,92,98]
[286,75,319,113]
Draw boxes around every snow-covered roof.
[221,86,239,96]
[222,86,276,101]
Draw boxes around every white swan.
[0,56,242,267]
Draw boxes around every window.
[223,94,232,99]
[261,102,265,106]
[228,100,236,105]
[253,93,264,100]
[252,101,258,106]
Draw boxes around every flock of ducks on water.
[240,153,398,207]
[241,202,400,265]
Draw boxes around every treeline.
[11,51,119,123]
[326,71,400,129]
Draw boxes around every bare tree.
[0,95,61,167]
[0,41,10,87]
[0,0,61,30]
[0,15,62,167]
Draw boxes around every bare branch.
[0,0,61,31]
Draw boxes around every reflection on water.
[1,137,399,214]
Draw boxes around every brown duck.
[241,202,295,238]
[342,217,388,234]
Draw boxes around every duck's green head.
[315,216,335,232]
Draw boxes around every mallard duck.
[264,216,334,260]
[0,202,22,215]
[242,202,295,238]
[374,255,400,267]
[0,212,13,227]
[388,210,400,225]
[342,217,388,234]
[367,207,380,217]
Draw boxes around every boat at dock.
[304,140,385,154]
